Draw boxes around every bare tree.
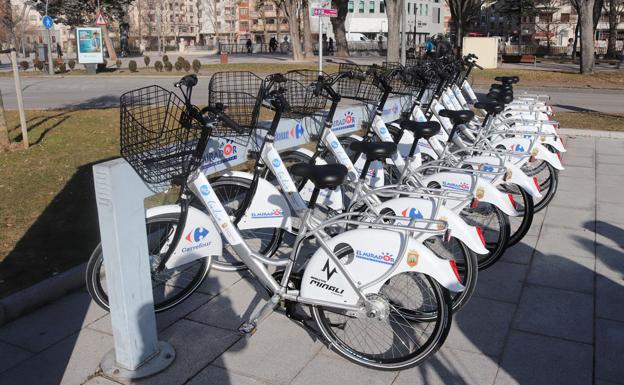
[302,0,313,56]
[533,0,561,50]
[385,0,402,62]
[445,0,487,50]
[571,0,596,73]
[330,0,349,57]
[604,0,624,58]
[280,0,304,59]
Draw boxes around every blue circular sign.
[42,15,54,30]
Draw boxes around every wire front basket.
[334,63,385,104]
[208,71,265,140]
[282,70,329,118]
[120,85,205,187]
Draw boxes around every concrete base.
[100,341,175,381]
[85,64,97,75]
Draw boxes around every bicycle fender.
[220,171,293,231]
[533,142,564,170]
[504,162,543,199]
[300,229,464,306]
[375,198,488,255]
[290,149,345,211]
[146,205,222,270]
[421,172,518,216]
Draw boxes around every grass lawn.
[556,112,624,131]
[0,106,620,297]
[472,69,624,89]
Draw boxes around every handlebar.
[200,105,246,135]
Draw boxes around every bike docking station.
[92,95,407,381]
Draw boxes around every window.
[408,3,411,14]
[380,1,385,13]
[369,0,375,12]
[433,7,440,23]
[358,0,364,13]
[240,8,248,16]
[240,21,249,31]
[419,3,422,16]
[561,13,570,23]
[348,0,354,12]
[425,4,428,16]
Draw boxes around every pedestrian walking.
[246,38,252,54]
[328,37,334,55]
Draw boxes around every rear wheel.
[460,202,510,270]
[312,272,452,370]
[498,183,534,246]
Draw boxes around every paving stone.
[82,377,122,385]
[0,328,113,385]
[557,166,595,181]
[88,291,213,335]
[558,175,595,194]
[596,276,624,323]
[513,285,593,343]
[597,164,624,176]
[290,351,397,385]
[534,226,595,260]
[501,236,537,265]
[392,347,499,385]
[445,297,515,357]
[187,365,276,385]
[134,319,240,385]
[561,155,594,168]
[597,154,624,165]
[213,312,323,384]
[542,206,595,231]
[595,221,624,250]
[187,278,270,331]
[596,318,624,383]
[196,270,248,296]
[527,252,595,294]
[493,331,592,385]
[549,188,595,209]
[0,340,32,373]
[598,202,624,224]
[596,244,624,281]
[595,381,624,385]
[596,175,624,201]
[0,290,108,352]
[474,261,528,303]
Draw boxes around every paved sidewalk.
[0,135,622,385]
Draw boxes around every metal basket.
[282,70,330,118]
[120,85,206,187]
[208,71,265,140]
[334,63,386,104]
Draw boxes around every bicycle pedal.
[239,322,257,335]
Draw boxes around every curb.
[0,262,86,326]
[559,128,624,139]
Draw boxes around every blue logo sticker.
[200,185,210,196]
[186,227,209,243]
[330,141,339,149]
[272,158,281,167]
[379,126,387,134]
[401,208,424,219]
[482,165,495,172]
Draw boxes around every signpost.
[311,6,337,75]
[42,15,55,75]
[95,10,118,63]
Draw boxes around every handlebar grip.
[474,63,483,70]
[175,74,198,88]
[200,106,246,135]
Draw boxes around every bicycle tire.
[499,183,534,246]
[85,213,211,313]
[460,201,510,270]
[532,163,559,212]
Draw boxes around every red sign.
[312,8,337,17]
[95,12,107,26]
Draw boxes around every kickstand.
[285,301,322,340]
[239,294,281,335]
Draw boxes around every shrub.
[68,59,76,70]
[192,59,201,73]
[174,60,183,71]
[34,60,44,71]
[183,59,191,72]
[176,56,185,63]
[154,60,163,72]
[164,61,173,72]
[116,59,122,68]
[163,54,169,63]
[143,56,150,67]
[57,63,66,73]
[129,60,138,72]
[19,61,29,70]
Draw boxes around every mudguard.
[507,123,567,153]
[532,142,564,170]
[300,229,464,307]
[374,197,489,255]
[291,148,345,211]
[421,172,519,216]
[146,205,222,269]
[219,171,293,231]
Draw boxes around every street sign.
[312,8,337,17]
[95,12,107,26]
[42,15,54,30]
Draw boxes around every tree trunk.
[330,0,349,57]
[0,90,10,150]
[283,0,304,60]
[302,0,313,56]
[580,0,595,73]
[572,20,580,59]
[606,0,618,58]
[456,20,463,49]
[386,0,402,62]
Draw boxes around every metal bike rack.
[93,97,406,380]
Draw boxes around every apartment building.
[470,2,521,41]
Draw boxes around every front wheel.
[312,273,452,370]
[461,202,510,270]
[85,213,211,313]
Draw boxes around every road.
[0,75,623,112]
